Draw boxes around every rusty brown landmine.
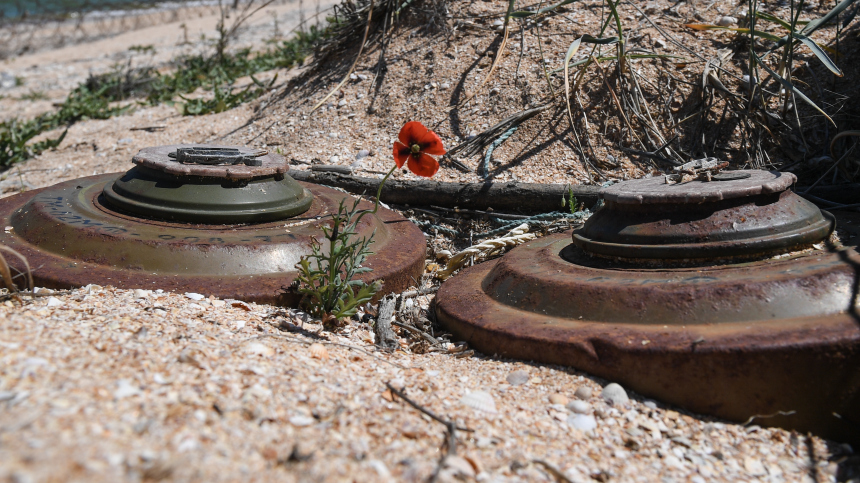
[0,175,426,304]
[436,232,860,445]
[576,185,834,260]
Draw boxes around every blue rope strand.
[478,125,518,178]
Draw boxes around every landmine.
[0,144,425,305]
[436,169,860,444]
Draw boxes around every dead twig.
[392,320,442,346]
[384,381,474,482]
[374,294,399,350]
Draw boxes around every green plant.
[0,15,327,170]
[295,197,382,328]
[128,44,155,54]
[178,74,276,115]
[18,90,48,101]
[295,121,444,329]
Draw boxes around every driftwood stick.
[374,294,399,350]
[289,171,601,213]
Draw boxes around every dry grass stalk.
[0,246,32,294]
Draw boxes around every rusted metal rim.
[572,208,834,260]
[575,172,832,261]
[601,169,796,204]
[133,144,289,179]
[103,166,314,224]
[436,233,860,444]
[0,174,425,305]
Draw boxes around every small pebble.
[574,386,593,400]
[548,393,569,405]
[356,149,370,160]
[566,400,591,414]
[440,82,450,90]
[289,415,316,427]
[717,16,737,26]
[644,400,657,409]
[337,99,347,107]
[506,370,529,386]
[328,156,340,164]
[601,383,629,405]
[244,342,274,357]
[568,413,597,431]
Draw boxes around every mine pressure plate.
[0,144,425,305]
[436,169,860,444]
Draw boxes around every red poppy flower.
[392,121,445,178]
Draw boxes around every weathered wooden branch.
[289,170,601,213]
[374,294,398,350]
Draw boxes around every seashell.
[574,386,593,400]
[549,393,569,405]
[568,413,597,431]
[506,370,529,386]
[601,383,629,405]
[459,390,497,414]
[567,400,591,414]
[308,343,329,360]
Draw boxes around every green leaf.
[801,0,859,35]
[791,31,842,76]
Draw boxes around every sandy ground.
[0,0,335,122]
[0,0,858,482]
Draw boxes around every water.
[1,0,215,20]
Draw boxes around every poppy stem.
[352,165,397,227]
[371,165,398,214]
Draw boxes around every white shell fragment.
[459,390,497,414]
[567,400,591,414]
[184,292,205,301]
[506,370,529,386]
[568,413,597,431]
[243,342,274,357]
[114,379,141,399]
[289,415,316,427]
